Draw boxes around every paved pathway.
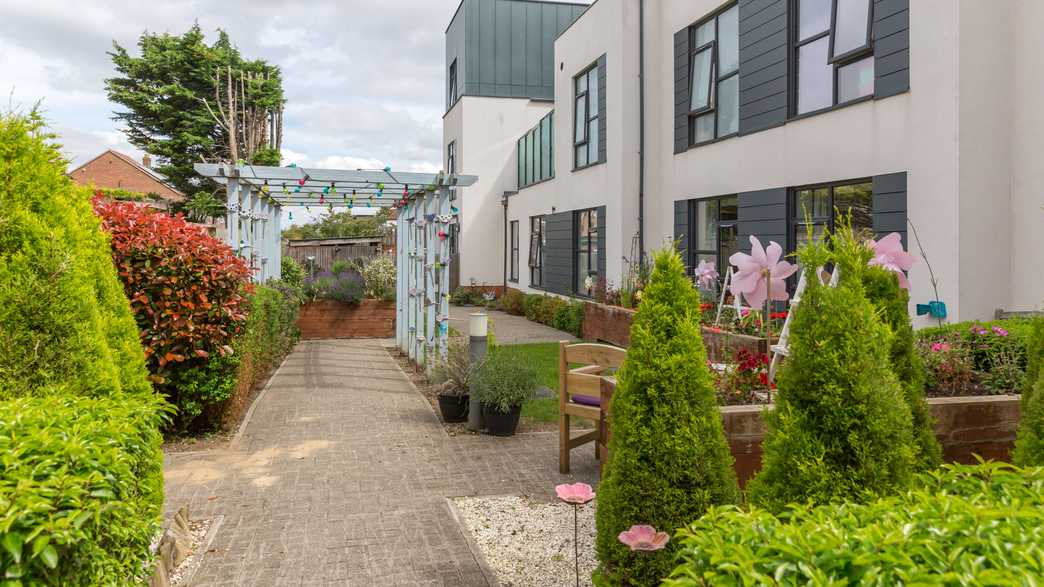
[447,307,578,345]
[164,339,597,586]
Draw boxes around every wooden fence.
[282,238,382,274]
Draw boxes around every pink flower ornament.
[695,260,718,290]
[992,326,1009,337]
[618,524,670,552]
[868,232,915,290]
[728,236,798,308]
[555,483,595,505]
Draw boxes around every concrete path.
[164,339,597,586]
[448,307,578,345]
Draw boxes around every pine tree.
[0,112,151,399]
[747,226,916,512]
[1013,318,1044,466]
[594,249,740,585]
[864,266,942,471]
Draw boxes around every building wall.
[446,95,553,288]
[69,150,184,203]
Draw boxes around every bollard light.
[467,312,489,432]
[469,312,488,338]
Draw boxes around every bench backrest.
[559,341,626,400]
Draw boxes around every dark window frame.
[573,63,601,170]
[528,215,545,288]
[687,195,738,287]
[446,140,456,175]
[788,177,874,252]
[573,208,600,297]
[448,59,458,107]
[791,0,875,118]
[509,220,519,282]
[518,112,555,189]
[687,3,739,148]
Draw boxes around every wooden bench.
[558,341,626,474]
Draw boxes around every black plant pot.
[482,403,522,437]
[438,393,469,423]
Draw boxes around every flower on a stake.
[618,525,669,552]
[868,232,915,290]
[555,483,595,505]
[695,260,718,290]
[728,236,798,308]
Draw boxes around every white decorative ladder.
[714,266,753,327]
[768,267,839,383]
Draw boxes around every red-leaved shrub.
[93,197,252,377]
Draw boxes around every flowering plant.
[716,349,774,405]
[919,335,974,394]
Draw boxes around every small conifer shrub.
[1013,318,1044,466]
[594,248,739,585]
[747,223,917,512]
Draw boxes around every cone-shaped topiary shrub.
[0,112,151,398]
[594,248,740,585]
[747,224,916,512]
[863,266,942,471]
[1013,318,1044,466]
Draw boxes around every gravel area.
[170,518,213,586]
[453,495,597,587]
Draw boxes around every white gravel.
[453,495,597,587]
[170,518,212,586]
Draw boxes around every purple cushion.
[571,394,601,407]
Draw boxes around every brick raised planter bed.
[722,395,1020,487]
[582,301,772,362]
[297,299,395,339]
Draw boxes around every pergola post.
[226,175,240,252]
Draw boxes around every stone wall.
[297,299,395,339]
[722,395,1021,487]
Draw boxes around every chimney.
[142,153,152,168]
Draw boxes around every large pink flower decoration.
[869,232,915,290]
[728,236,798,308]
[618,525,669,552]
[555,483,595,505]
[695,260,718,290]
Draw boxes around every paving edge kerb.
[444,498,501,587]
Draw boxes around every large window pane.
[796,187,830,220]
[837,55,874,103]
[577,73,588,93]
[696,200,718,251]
[587,69,599,120]
[694,19,715,47]
[717,75,739,136]
[717,5,739,75]
[690,48,714,111]
[695,113,715,144]
[832,182,873,234]
[799,0,831,40]
[574,96,586,142]
[718,224,738,276]
[540,118,551,180]
[526,133,534,184]
[587,121,599,162]
[719,196,738,222]
[833,0,871,58]
[575,144,588,168]
[797,36,832,114]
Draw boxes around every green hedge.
[666,462,1044,585]
[520,293,584,337]
[917,318,1034,374]
[0,394,169,584]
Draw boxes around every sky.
[0,0,462,222]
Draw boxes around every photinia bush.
[93,198,252,377]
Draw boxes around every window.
[518,112,554,188]
[509,221,519,282]
[446,141,456,175]
[573,65,600,168]
[794,0,874,115]
[688,4,739,146]
[574,209,599,296]
[687,196,739,289]
[448,59,458,106]
[529,216,545,287]
[791,180,873,249]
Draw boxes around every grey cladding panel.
[674,200,688,259]
[738,0,788,135]
[874,0,910,98]
[674,28,689,154]
[873,172,908,246]
[596,206,606,279]
[543,211,574,296]
[598,55,607,164]
[737,188,788,253]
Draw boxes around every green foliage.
[303,271,364,304]
[0,394,170,584]
[551,299,585,337]
[450,287,483,306]
[748,225,916,512]
[471,347,539,413]
[595,248,739,586]
[501,289,525,315]
[280,256,306,291]
[863,266,941,471]
[667,462,1044,585]
[0,111,151,399]
[106,25,284,195]
[330,259,353,276]
[517,294,585,337]
[431,335,473,397]
[250,147,281,167]
[1020,317,1044,401]
[182,191,226,222]
[165,354,238,433]
[1014,319,1044,466]
[93,187,161,202]
[281,208,391,240]
[917,319,1033,378]
[360,256,396,301]
[235,283,300,380]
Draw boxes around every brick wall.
[722,395,1021,487]
[297,299,395,339]
[69,150,184,202]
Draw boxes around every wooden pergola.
[193,162,478,368]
